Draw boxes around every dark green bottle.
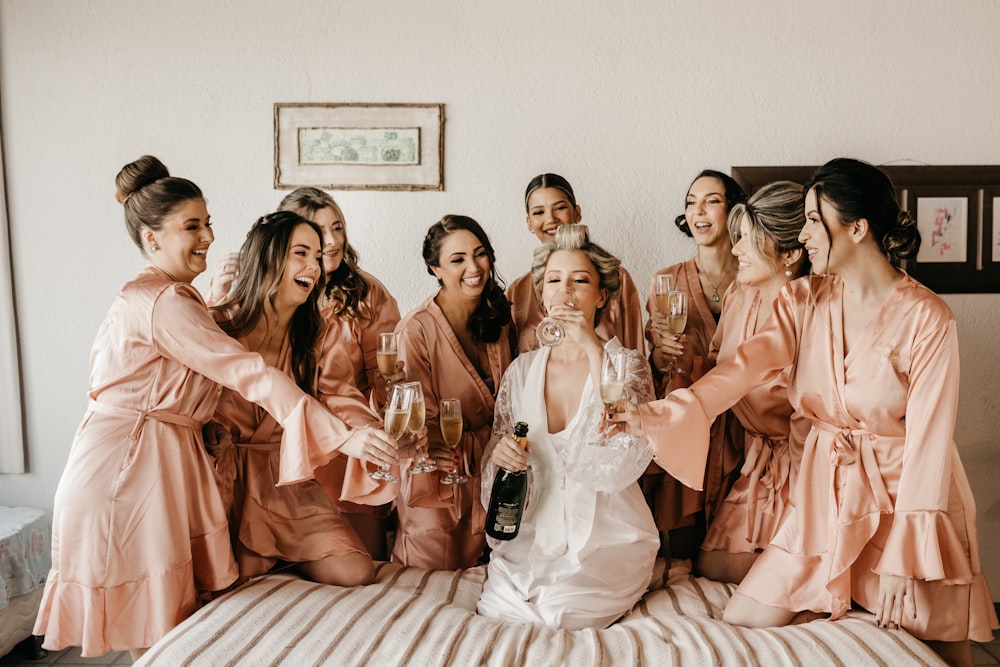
[485,421,529,541]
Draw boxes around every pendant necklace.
[696,256,734,303]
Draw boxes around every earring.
[150,243,160,253]
[784,263,792,277]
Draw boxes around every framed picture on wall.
[274,103,445,191]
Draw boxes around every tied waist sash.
[816,423,893,516]
[88,400,202,440]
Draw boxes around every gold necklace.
[695,256,735,303]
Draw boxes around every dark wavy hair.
[213,211,327,393]
[804,158,920,265]
[674,169,748,237]
[115,155,203,253]
[422,215,511,344]
[278,187,371,324]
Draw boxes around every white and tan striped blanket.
[136,560,944,666]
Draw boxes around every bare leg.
[298,551,374,587]
[344,513,388,561]
[925,640,973,667]
[723,591,798,628]
[696,549,760,584]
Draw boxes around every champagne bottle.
[485,421,530,541]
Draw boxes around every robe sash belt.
[88,399,201,440]
[815,423,896,615]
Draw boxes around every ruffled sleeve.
[481,358,520,510]
[314,319,398,506]
[561,340,655,493]
[151,283,354,485]
[638,281,800,490]
[875,316,974,582]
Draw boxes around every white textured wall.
[1,0,998,589]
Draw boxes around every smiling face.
[732,213,779,288]
[273,223,324,313]
[526,187,582,243]
[800,188,848,275]
[144,198,213,283]
[541,249,607,324]
[430,229,492,300]
[311,205,346,274]
[685,176,731,248]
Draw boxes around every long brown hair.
[278,187,371,324]
[213,211,326,393]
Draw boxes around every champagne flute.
[402,382,436,474]
[370,384,412,482]
[535,286,576,348]
[663,290,688,374]
[439,398,467,484]
[597,349,627,441]
[376,332,398,383]
[654,274,675,314]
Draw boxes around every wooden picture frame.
[730,165,1000,294]
[274,103,445,191]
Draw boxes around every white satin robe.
[477,340,658,630]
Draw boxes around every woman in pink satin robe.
[211,211,398,586]
[277,187,402,560]
[642,170,748,559]
[507,173,644,355]
[697,181,810,584]
[33,157,397,659]
[628,159,997,666]
[394,215,515,570]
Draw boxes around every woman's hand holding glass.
[651,290,690,375]
[402,381,437,474]
[340,424,400,471]
[369,383,412,482]
[439,398,467,484]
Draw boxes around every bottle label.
[493,502,521,532]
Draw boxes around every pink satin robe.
[34,267,351,656]
[642,258,743,531]
[640,273,998,642]
[212,319,388,579]
[393,294,515,570]
[318,270,401,519]
[507,265,645,355]
[700,285,807,554]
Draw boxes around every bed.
[0,506,51,658]
[136,559,945,666]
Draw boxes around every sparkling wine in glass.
[654,274,675,314]
[370,384,412,482]
[597,349,627,442]
[664,290,688,374]
[376,332,398,381]
[439,398,467,484]
[402,382,436,474]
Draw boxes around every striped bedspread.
[136,560,944,666]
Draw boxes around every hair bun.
[115,155,170,204]
[554,223,590,247]
[883,209,921,260]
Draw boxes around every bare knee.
[697,550,758,585]
[300,552,375,587]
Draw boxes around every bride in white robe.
[477,225,659,631]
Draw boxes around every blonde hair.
[727,180,808,277]
[530,224,621,324]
